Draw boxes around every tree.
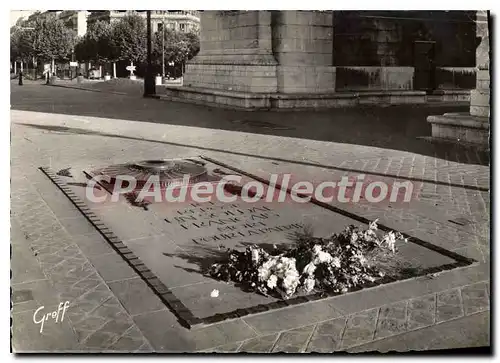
[10,26,36,69]
[32,14,76,71]
[183,31,200,61]
[75,21,114,64]
[110,14,147,65]
[152,29,200,70]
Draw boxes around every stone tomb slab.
[41,158,474,328]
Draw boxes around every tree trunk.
[14,62,17,74]
[113,62,116,78]
[51,58,55,75]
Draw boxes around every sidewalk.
[10,84,490,352]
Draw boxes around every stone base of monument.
[427,112,489,146]
[429,89,471,103]
[40,156,474,328]
[158,86,426,110]
[129,75,137,81]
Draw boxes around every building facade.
[87,10,200,33]
[58,11,89,37]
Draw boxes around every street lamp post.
[144,10,156,97]
[162,12,165,78]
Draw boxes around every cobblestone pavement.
[10,84,490,352]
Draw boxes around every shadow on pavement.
[10,84,488,166]
[17,122,488,192]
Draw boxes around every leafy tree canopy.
[110,14,147,64]
[152,29,200,66]
[32,14,77,62]
[75,20,114,63]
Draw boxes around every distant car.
[88,68,100,79]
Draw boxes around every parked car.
[88,68,100,79]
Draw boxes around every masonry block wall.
[470,11,490,118]
[272,11,336,93]
[183,11,278,93]
[334,12,413,91]
[333,11,477,91]
[183,10,478,96]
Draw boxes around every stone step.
[427,113,489,145]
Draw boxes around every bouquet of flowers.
[209,220,408,299]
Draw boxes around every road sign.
[69,61,78,67]
[126,61,136,74]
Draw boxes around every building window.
[179,23,186,32]
[157,23,163,33]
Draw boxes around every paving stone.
[243,299,343,335]
[72,315,110,342]
[134,342,155,353]
[11,279,62,314]
[71,232,116,257]
[204,341,243,353]
[133,309,256,352]
[58,216,99,236]
[460,282,489,315]
[305,317,346,353]
[339,308,379,349]
[271,325,315,353]
[349,311,490,353]
[11,242,46,284]
[85,318,135,349]
[89,297,130,322]
[374,300,408,339]
[11,308,81,352]
[66,284,114,320]
[406,293,436,330]
[110,333,151,352]
[38,194,83,220]
[89,252,138,282]
[108,277,165,316]
[436,288,464,323]
[238,334,279,353]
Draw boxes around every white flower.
[353,252,367,266]
[313,245,322,254]
[368,219,379,231]
[383,231,397,253]
[258,259,276,281]
[267,274,278,289]
[331,257,341,268]
[303,262,317,276]
[210,289,219,298]
[316,250,333,264]
[303,277,315,293]
[251,248,260,264]
[350,233,358,243]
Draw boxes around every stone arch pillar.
[470,10,490,118]
[183,11,278,93]
[272,11,336,93]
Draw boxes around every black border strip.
[41,163,475,330]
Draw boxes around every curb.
[49,83,129,95]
